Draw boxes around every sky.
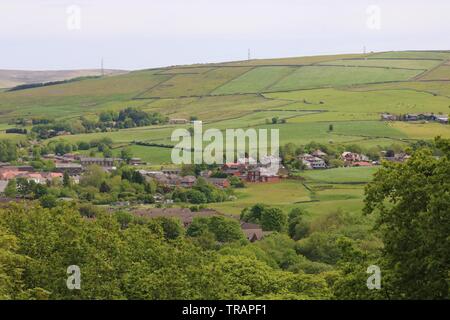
[1,0,449,70]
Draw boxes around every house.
[240,222,272,242]
[54,163,83,176]
[405,114,419,121]
[299,154,327,169]
[237,157,257,165]
[259,155,281,167]
[341,152,369,163]
[222,163,246,177]
[206,178,230,188]
[435,116,448,124]
[162,168,181,175]
[169,119,189,124]
[62,153,77,161]
[312,149,327,158]
[246,167,280,183]
[129,158,145,166]
[0,180,8,195]
[381,113,398,121]
[395,153,411,162]
[16,166,35,172]
[79,157,122,167]
[0,167,20,180]
[180,176,197,187]
[25,172,63,184]
[133,208,229,227]
[200,170,212,178]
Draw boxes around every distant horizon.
[1,48,450,72]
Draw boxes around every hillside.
[0,50,449,165]
[0,69,127,89]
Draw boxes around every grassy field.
[212,66,296,94]
[300,167,378,184]
[369,51,450,60]
[318,58,440,70]
[138,67,252,98]
[391,122,450,139]
[265,88,450,115]
[420,65,450,80]
[267,66,420,91]
[209,179,311,215]
[210,177,368,218]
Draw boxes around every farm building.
[341,152,369,163]
[169,118,189,124]
[381,113,398,121]
[246,167,280,183]
[79,157,123,167]
[299,154,327,169]
[0,180,8,195]
[132,208,230,227]
[54,163,83,175]
[312,150,328,158]
[129,158,145,165]
[435,116,448,124]
[240,222,272,242]
[205,178,230,188]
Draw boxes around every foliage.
[363,137,450,299]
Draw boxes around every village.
[0,144,415,244]
[0,144,414,196]
[381,112,449,124]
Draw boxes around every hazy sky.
[1,0,449,70]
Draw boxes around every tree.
[271,117,279,124]
[187,216,244,243]
[99,181,111,193]
[0,140,18,162]
[155,217,184,240]
[185,189,207,204]
[288,208,309,240]
[240,203,267,223]
[208,216,244,243]
[80,165,105,188]
[364,137,450,299]
[63,171,71,188]
[40,194,57,208]
[120,148,133,163]
[103,147,112,158]
[260,208,287,232]
[329,124,334,132]
[4,180,17,198]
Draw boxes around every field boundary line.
[208,66,258,95]
[413,59,449,81]
[132,74,176,99]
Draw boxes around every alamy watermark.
[367,265,381,290]
[66,5,82,31]
[171,121,280,171]
[366,5,381,30]
[67,265,81,290]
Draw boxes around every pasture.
[267,66,420,91]
[212,66,296,94]
[318,58,440,70]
